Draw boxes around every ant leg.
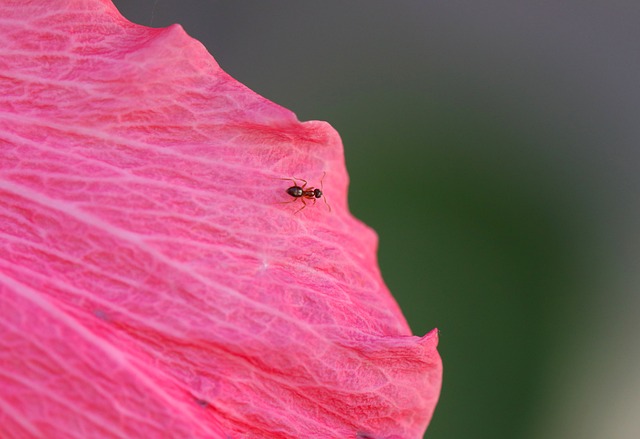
[294,198,307,214]
[276,177,308,189]
[292,177,308,189]
[276,177,298,187]
[276,199,296,205]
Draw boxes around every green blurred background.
[113,2,640,438]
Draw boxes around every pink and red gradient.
[0,1,442,438]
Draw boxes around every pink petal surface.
[0,1,442,438]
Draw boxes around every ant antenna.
[320,171,331,212]
[149,0,160,26]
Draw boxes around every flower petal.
[0,1,442,437]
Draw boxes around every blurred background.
[112,1,640,438]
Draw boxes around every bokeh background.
[112,2,640,438]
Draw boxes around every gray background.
[112,1,640,438]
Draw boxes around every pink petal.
[0,1,442,438]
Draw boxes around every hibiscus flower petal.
[0,1,442,438]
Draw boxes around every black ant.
[281,172,331,214]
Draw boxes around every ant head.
[313,188,322,198]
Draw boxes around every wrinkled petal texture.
[0,1,442,438]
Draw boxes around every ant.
[281,172,331,214]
